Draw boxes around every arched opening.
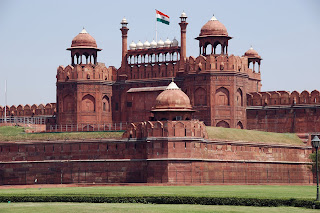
[236,88,243,106]
[81,94,95,112]
[63,94,74,112]
[216,120,230,128]
[194,87,207,106]
[215,87,229,105]
[236,121,243,129]
[205,43,212,55]
[102,95,110,112]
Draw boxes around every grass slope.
[206,126,303,145]
[0,126,123,142]
[0,185,315,199]
[0,203,317,213]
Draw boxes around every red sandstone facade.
[1,14,319,134]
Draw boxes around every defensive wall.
[247,90,320,133]
[0,137,312,185]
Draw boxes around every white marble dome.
[172,37,179,46]
[150,40,157,48]
[164,38,171,47]
[143,40,150,49]
[136,40,143,49]
[129,41,136,50]
[157,39,164,48]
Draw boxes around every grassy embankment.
[0,126,123,141]
[206,126,303,145]
[0,126,303,145]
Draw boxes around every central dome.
[199,16,228,37]
[153,82,193,111]
[71,28,97,48]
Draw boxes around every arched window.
[215,87,229,105]
[81,94,95,112]
[236,88,243,106]
[194,87,207,106]
[216,120,230,128]
[63,95,74,112]
[236,121,243,129]
[102,95,110,112]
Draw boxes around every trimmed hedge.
[0,195,319,209]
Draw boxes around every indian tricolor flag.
[156,10,170,25]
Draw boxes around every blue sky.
[0,0,319,106]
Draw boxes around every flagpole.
[155,9,158,41]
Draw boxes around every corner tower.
[195,15,232,55]
[56,29,115,126]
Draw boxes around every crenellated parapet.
[123,120,208,139]
[247,90,320,106]
[0,103,56,117]
[184,54,260,77]
[56,63,117,82]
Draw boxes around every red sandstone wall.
[0,103,56,117]
[0,138,312,185]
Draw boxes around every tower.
[56,29,114,126]
[195,15,232,55]
[179,12,188,69]
[120,17,129,66]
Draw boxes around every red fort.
[0,13,318,185]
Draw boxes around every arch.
[300,90,310,104]
[102,95,110,112]
[81,94,95,112]
[63,94,74,112]
[216,120,230,128]
[236,88,243,106]
[174,122,185,137]
[236,121,243,129]
[215,87,229,105]
[194,87,207,106]
[311,90,320,103]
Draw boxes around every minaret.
[120,17,129,66]
[179,11,188,69]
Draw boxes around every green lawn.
[0,185,316,199]
[0,126,123,141]
[0,203,318,213]
[206,126,303,145]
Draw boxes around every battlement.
[247,90,320,106]
[0,103,56,117]
[56,63,117,82]
[185,54,260,78]
[123,120,208,139]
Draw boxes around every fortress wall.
[0,103,56,117]
[0,138,312,185]
[247,107,320,133]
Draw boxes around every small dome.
[150,40,157,48]
[71,28,98,48]
[157,39,164,48]
[172,37,179,46]
[121,17,127,24]
[244,47,261,58]
[199,15,228,37]
[164,38,171,47]
[129,41,136,50]
[180,11,187,18]
[143,40,150,49]
[153,82,193,110]
[136,40,143,49]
